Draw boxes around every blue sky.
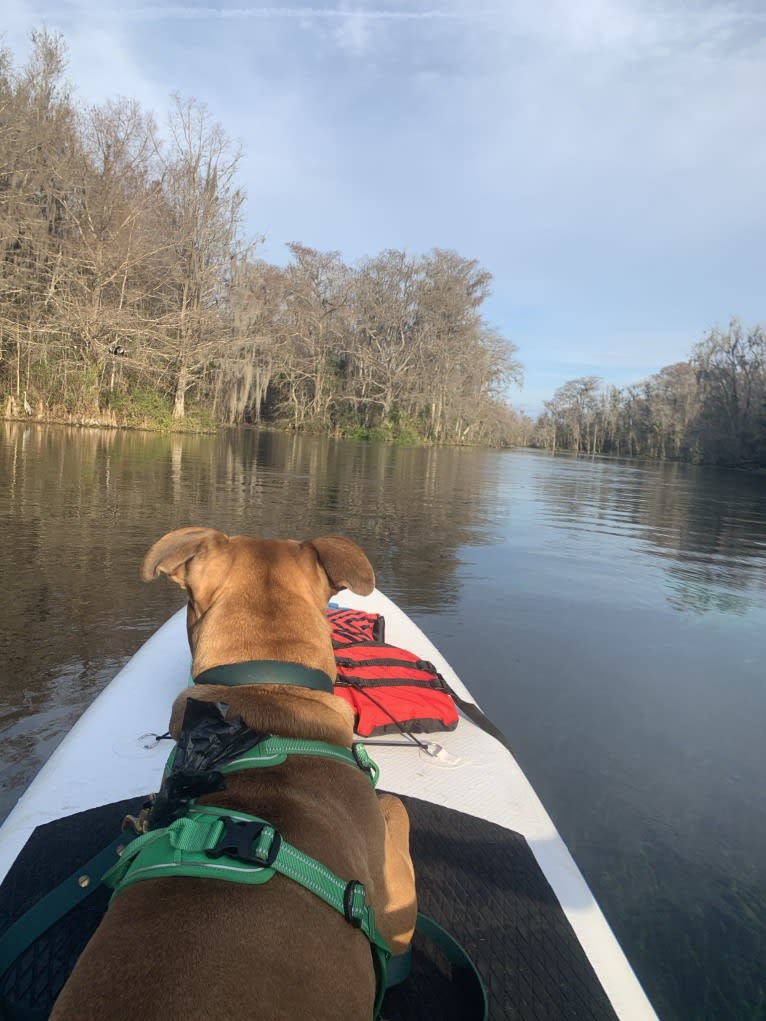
[4,1,766,414]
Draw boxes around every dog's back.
[50,529,416,1021]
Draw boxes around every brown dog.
[51,528,416,1021]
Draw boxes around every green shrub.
[108,389,174,429]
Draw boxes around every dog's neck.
[170,684,355,747]
[186,596,339,682]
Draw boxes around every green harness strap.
[162,734,380,788]
[222,736,380,787]
[102,804,392,1017]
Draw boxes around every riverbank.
[2,400,520,448]
[3,397,213,436]
[1,404,422,442]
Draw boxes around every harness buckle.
[206,817,282,867]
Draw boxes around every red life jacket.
[328,609,458,737]
[327,607,385,646]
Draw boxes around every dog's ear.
[307,537,375,596]
[141,527,229,588]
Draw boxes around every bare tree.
[0,31,79,405]
[348,249,423,425]
[541,376,602,453]
[155,95,245,419]
[220,259,286,424]
[691,320,766,465]
[276,243,350,428]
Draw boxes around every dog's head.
[141,527,374,678]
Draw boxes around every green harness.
[0,664,488,1019]
[0,739,489,1021]
[103,734,391,1018]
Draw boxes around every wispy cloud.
[27,4,502,21]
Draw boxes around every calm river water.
[1,423,764,1021]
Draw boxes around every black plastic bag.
[149,699,267,829]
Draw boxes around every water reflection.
[0,422,506,607]
[450,449,766,1021]
[530,452,766,613]
[2,426,765,1021]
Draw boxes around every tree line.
[533,319,766,468]
[0,32,529,445]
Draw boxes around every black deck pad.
[0,795,619,1020]
[388,795,619,1021]
[0,796,142,1016]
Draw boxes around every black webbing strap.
[0,834,125,1021]
[414,912,489,1020]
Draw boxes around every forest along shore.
[0,34,527,448]
[532,320,766,469]
[3,33,764,467]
